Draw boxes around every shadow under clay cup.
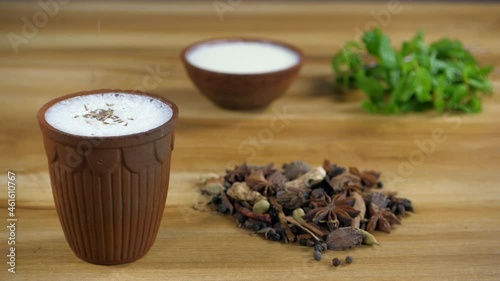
[37,89,178,265]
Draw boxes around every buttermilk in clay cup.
[37,89,178,265]
[181,37,303,110]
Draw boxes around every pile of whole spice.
[197,160,413,262]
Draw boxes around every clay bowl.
[181,38,303,110]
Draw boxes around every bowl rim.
[180,37,304,76]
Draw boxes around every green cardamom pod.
[205,183,224,196]
[253,199,270,214]
[360,229,379,245]
[292,208,307,225]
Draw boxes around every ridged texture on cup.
[38,89,178,265]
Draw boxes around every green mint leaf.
[414,67,433,102]
[332,29,494,114]
[362,29,380,56]
[355,70,385,102]
[363,28,398,69]
[378,34,399,68]
[392,70,417,103]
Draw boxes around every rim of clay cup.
[37,89,179,148]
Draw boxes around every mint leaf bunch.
[332,28,494,114]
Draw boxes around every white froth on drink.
[186,41,300,74]
[45,93,173,137]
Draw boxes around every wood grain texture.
[1,1,500,280]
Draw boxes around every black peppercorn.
[252,222,262,231]
[299,238,308,246]
[235,213,247,224]
[313,251,322,261]
[345,256,353,264]
[306,240,315,247]
[332,257,341,267]
[211,195,221,205]
[272,233,281,241]
[314,244,324,253]
[261,228,276,240]
[290,225,300,234]
[218,205,228,213]
[377,181,383,188]
[268,206,279,223]
[277,228,285,236]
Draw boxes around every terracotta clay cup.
[181,38,303,110]
[37,89,178,265]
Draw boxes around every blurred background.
[1,0,498,172]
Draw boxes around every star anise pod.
[267,171,287,189]
[245,170,284,196]
[249,162,278,178]
[349,167,380,188]
[328,172,362,193]
[225,162,250,184]
[276,187,307,210]
[343,184,363,197]
[309,195,327,209]
[303,194,360,231]
[310,188,325,200]
[322,160,345,179]
[366,192,389,209]
[387,195,413,217]
[366,203,401,233]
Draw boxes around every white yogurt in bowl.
[185,40,301,74]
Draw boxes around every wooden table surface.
[1,1,500,280]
